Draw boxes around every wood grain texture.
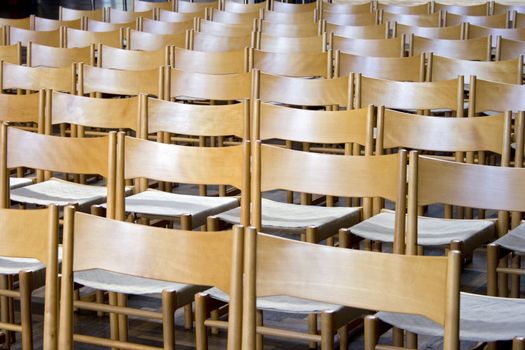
[85,18,134,32]
[446,12,508,28]
[190,30,252,51]
[134,0,173,12]
[1,61,75,93]
[382,11,440,27]
[223,0,267,13]
[323,11,378,26]
[128,29,185,50]
[470,76,525,113]
[258,21,320,37]
[496,37,525,61]
[0,90,43,125]
[252,49,329,77]
[261,10,316,24]
[196,19,254,37]
[257,33,325,53]
[173,47,248,74]
[158,9,200,22]
[106,8,154,23]
[0,17,31,29]
[410,35,491,61]
[6,27,61,47]
[321,1,373,14]
[331,35,404,57]
[326,23,387,39]
[208,9,259,25]
[33,16,80,31]
[64,27,122,48]
[98,44,168,70]
[377,2,430,15]
[394,23,462,39]
[0,43,21,65]
[59,7,104,21]
[28,43,94,67]
[271,1,316,13]
[434,2,489,15]
[141,17,192,35]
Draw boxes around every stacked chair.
[1,0,525,350]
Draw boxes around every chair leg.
[487,244,499,296]
[195,294,208,350]
[184,304,193,330]
[117,293,128,343]
[392,327,404,347]
[19,272,34,350]
[320,312,334,350]
[0,275,12,350]
[96,290,104,316]
[338,324,348,350]
[161,291,176,350]
[513,337,525,350]
[308,313,318,349]
[406,331,417,349]
[511,254,521,298]
[255,310,263,350]
[364,316,379,350]
[108,292,119,350]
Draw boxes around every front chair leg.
[19,272,34,350]
[162,290,176,350]
[320,311,334,350]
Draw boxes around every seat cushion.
[377,292,525,342]
[75,269,207,305]
[493,221,525,253]
[9,177,33,190]
[218,198,361,236]
[124,189,239,228]
[350,209,495,252]
[10,177,108,211]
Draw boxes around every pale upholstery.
[493,221,525,253]
[9,177,32,189]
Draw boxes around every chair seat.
[377,292,525,342]
[124,189,239,228]
[350,209,495,252]
[493,221,525,253]
[9,177,33,190]
[205,287,344,314]
[75,269,207,304]
[217,198,361,235]
[0,257,45,275]
[10,177,108,211]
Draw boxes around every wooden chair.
[320,1,373,14]
[0,206,59,350]
[251,49,331,77]
[158,9,201,22]
[393,23,463,39]
[330,35,405,57]
[335,52,425,81]
[172,47,248,74]
[106,8,155,23]
[433,2,490,16]
[323,11,378,26]
[97,44,168,70]
[78,63,164,98]
[63,27,123,48]
[0,17,31,30]
[349,108,512,258]
[27,42,94,67]
[468,77,525,116]
[325,22,388,39]
[493,3,525,16]
[270,0,317,13]
[464,24,525,46]
[353,74,464,114]
[426,53,523,83]
[194,18,254,37]
[496,37,525,61]
[140,17,193,34]
[377,2,431,15]
[127,29,186,50]
[509,12,525,28]
[222,0,267,13]
[239,227,460,350]
[260,9,317,24]
[84,18,135,32]
[32,16,82,31]
[0,61,76,94]
[5,26,61,48]
[59,7,105,22]
[188,30,253,51]
[255,33,327,53]
[381,11,441,27]
[134,0,174,12]
[175,0,219,14]
[58,208,243,350]
[0,43,21,65]
[257,20,322,37]
[445,12,509,28]
[409,35,492,61]
[0,124,117,213]
[207,9,260,25]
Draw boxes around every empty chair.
[468,77,525,116]
[195,18,254,36]
[426,54,523,83]
[63,27,123,48]
[158,9,202,22]
[188,30,252,51]
[434,2,490,16]
[59,6,104,21]
[175,0,219,14]
[222,0,267,13]
[0,124,117,213]
[270,0,316,13]
[409,35,491,61]
[127,29,186,50]
[393,23,463,40]
[85,18,135,32]
[381,11,441,27]
[5,26,61,48]
[255,33,327,53]
[251,49,332,77]
[134,0,174,12]
[207,8,259,25]
[257,20,321,38]
[330,35,405,57]
[464,24,525,46]
[496,37,525,61]
[321,1,373,14]
[377,2,431,15]
[32,16,82,30]
[323,11,378,26]
[28,42,95,67]
[106,8,155,23]
[97,44,168,70]
[261,9,316,24]
[0,17,31,29]
[172,47,248,74]
[0,207,59,350]
[445,12,509,28]
[335,53,425,81]
[140,17,193,34]
[0,43,22,65]
[493,3,525,16]
[58,208,243,350]
[353,74,464,114]
[0,61,76,94]
[325,22,389,39]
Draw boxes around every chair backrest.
[325,22,388,39]
[256,33,326,53]
[0,61,76,94]
[464,24,525,45]
[426,54,523,84]
[330,35,405,57]
[0,206,59,349]
[433,2,489,16]
[257,20,321,37]
[445,12,508,28]
[223,0,267,13]
[63,27,123,48]
[97,44,168,70]
[141,95,248,140]
[175,0,219,13]
[134,0,174,12]
[513,12,525,28]
[410,35,491,61]
[270,1,316,13]
[242,227,460,350]
[381,11,441,27]
[5,26,61,48]
[321,1,373,14]
[195,18,254,37]
[85,18,135,32]
[260,9,316,24]
[394,23,463,39]
[46,90,141,135]
[0,43,21,65]
[33,16,82,31]
[0,89,44,131]
[140,17,193,34]
[106,8,155,23]
[208,9,259,25]
[354,74,464,113]
[60,209,243,349]
[255,70,351,108]
[323,11,378,26]
[493,3,525,16]
[78,64,163,97]
[166,68,251,101]
[336,52,425,81]
[127,29,185,50]
[251,49,331,77]
[496,37,525,61]
[189,30,253,51]
[468,77,525,115]
[172,47,248,74]
[0,17,31,29]
[377,2,431,15]
[158,9,201,22]
[28,43,94,67]
[59,7,104,21]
